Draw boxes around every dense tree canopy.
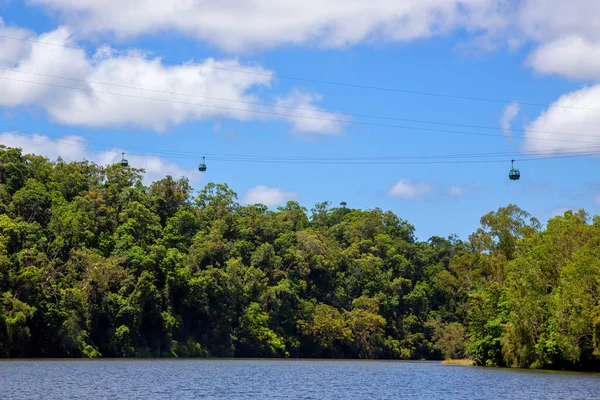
[0,146,599,370]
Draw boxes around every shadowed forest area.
[1,146,599,371]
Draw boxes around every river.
[1,359,598,399]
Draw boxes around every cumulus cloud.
[274,90,344,135]
[512,0,600,83]
[523,85,600,153]
[500,102,519,137]
[23,0,600,62]
[22,1,600,82]
[0,25,342,134]
[0,19,34,65]
[387,178,433,200]
[0,131,197,184]
[526,36,600,81]
[515,1,600,153]
[16,0,600,156]
[242,185,298,206]
[28,0,506,52]
[517,0,600,44]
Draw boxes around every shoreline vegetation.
[1,147,599,372]
[441,359,476,366]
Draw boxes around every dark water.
[1,359,599,399]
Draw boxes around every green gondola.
[120,152,129,167]
[198,156,207,172]
[509,159,520,181]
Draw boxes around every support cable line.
[3,123,600,161]
[1,67,600,140]
[2,125,600,166]
[0,33,599,111]
[3,120,599,161]
[1,75,600,145]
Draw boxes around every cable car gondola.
[509,159,520,181]
[198,156,207,172]
[120,152,129,167]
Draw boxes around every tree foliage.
[0,147,599,370]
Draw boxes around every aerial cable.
[205,151,600,164]
[2,126,600,165]
[0,33,599,112]
[2,123,600,161]
[2,67,600,140]
[1,75,600,145]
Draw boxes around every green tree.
[12,179,52,224]
[236,302,287,357]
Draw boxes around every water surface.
[1,359,598,399]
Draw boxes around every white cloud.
[242,185,298,206]
[21,1,600,83]
[516,1,600,80]
[515,1,600,154]
[523,85,600,153]
[447,185,465,197]
[0,27,91,107]
[13,1,600,157]
[28,0,505,52]
[0,131,197,184]
[526,36,600,81]
[22,0,600,65]
[469,0,600,156]
[274,90,344,135]
[0,25,342,134]
[387,178,433,200]
[517,0,600,44]
[0,19,34,65]
[500,102,519,137]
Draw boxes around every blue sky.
[2,0,600,240]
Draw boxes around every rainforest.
[1,146,599,371]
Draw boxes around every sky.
[1,0,600,241]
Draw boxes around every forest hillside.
[1,146,599,370]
